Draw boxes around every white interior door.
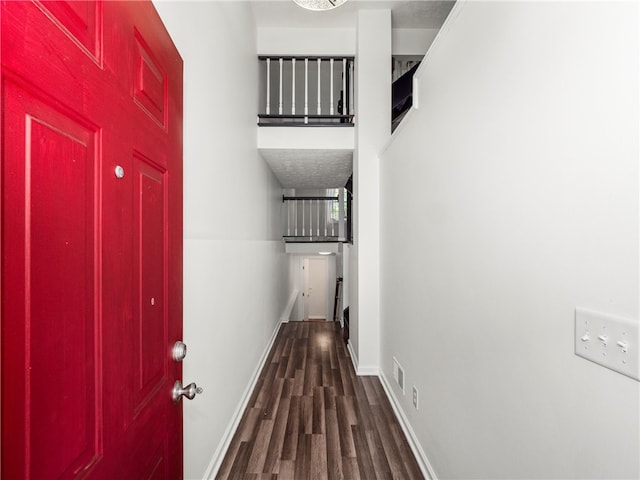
[304,257,328,320]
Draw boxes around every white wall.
[153,2,288,478]
[257,27,355,56]
[327,255,337,320]
[380,2,639,479]
[288,255,304,321]
[392,28,439,55]
[351,9,391,373]
[257,26,435,57]
[258,127,354,151]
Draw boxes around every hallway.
[216,321,424,479]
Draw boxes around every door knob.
[172,380,203,403]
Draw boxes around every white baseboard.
[378,371,438,480]
[346,340,379,376]
[203,320,283,479]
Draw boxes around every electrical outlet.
[575,308,639,381]
[412,386,419,409]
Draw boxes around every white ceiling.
[260,149,353,188]
[250,0,456,29]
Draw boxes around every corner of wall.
[347,339,379,376]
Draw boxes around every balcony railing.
[283,192,351,242]
[258,56,355,127]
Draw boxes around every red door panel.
[134,32,167,128]
[37,0,102,61]
[1,1,183,478]
[2,82,100,479]
[29,117,97,480]
[133,157,168,412]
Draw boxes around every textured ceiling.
[260,149,353,188]
[250,0,456,29]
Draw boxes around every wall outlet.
[412,386,419,409]
[575,307,639,381]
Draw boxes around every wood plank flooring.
[216,321,424,479]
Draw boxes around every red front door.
[1,1,184,478]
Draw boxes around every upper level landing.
[257,55,354,207]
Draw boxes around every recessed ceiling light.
[318,251,333,255]
[293,0,348,12]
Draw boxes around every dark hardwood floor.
[216,321,424,480]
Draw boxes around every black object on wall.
[392,62,420,132]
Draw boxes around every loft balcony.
[258,56,354,127]
[257,56,354,240]
[282,187,352,244]
[256,54,354,152]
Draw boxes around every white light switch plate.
[575,308,639,381]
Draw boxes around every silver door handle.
[172,380,203,403]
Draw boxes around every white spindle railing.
[304,58,309,123]
[278,58,283,115]
[282,194,346,241]
[349,60,354,115]
[259,56,354,126]
[317,58,321,115]
[291,58,296,115]
[338,189,345,239]
[265,58,271,115]
[329,58,334,115]
[342,58,347,114]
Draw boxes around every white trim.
[347,340,379,376]
[280,289,299,323]
[203,321,283,479]
[379,371,438,480]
